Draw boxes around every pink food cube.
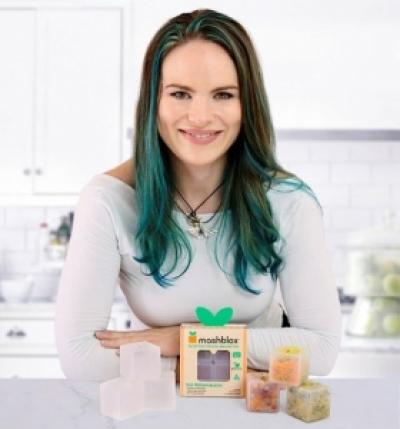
[100,377,145,420]
[246,372,280,412]
[120,341,161,381]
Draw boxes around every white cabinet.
[0,357,64,379]
[0,2,131,203]
[0,10,35,195]
[33,8,122,194]
[0,301,130,378]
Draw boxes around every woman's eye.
[170,91,189,99]
[169,91,234,100]
[215,92,234,100]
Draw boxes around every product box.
[180,323,247,397]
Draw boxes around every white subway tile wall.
[0,207,74,276]
[276,140,400,288]
[1,141,399,292]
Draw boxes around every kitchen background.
[0,0,400,378]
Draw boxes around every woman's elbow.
[57,347,117,382]
[58,356,88,381]
[310,333,341,376]
[55,330,118,381]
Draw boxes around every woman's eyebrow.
[164,84,238,91]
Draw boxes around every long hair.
[133,8,321,294]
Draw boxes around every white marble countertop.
[0,378,398,429]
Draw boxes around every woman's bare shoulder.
[103,158,135,189]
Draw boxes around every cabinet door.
[0,10,35,194]
[34,8,122,194]
[0,357,64,378]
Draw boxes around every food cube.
[269,345,309,386]
[246,372,280,412]
[287,381,330,422]
[120,341,161,381]
[100,377,145,420]
[144,370,176,411]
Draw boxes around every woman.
[55,8,342,381]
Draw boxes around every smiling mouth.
[179,129,223,137]
[178,129,223,144]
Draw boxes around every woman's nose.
[187,97,213,125]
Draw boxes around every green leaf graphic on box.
[189,331,196,336]
[195,307,215,325]
[195,306,233,326]
[215,307,234,325]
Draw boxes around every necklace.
[174,181,224,238]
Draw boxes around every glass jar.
[342,210,400,337]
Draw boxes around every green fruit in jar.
[372,298,400,312]
[377,260,398,275]
[364,274,382,294]
[350,312,380,336]
[364,314,381,335]
[382,314,400,335]
[382,273,400,296]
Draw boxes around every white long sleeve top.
[54,173,342,381]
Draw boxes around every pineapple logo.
[188,330,197,344]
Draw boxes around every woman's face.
[157,39,242,169]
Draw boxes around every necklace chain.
[174,180,224,237]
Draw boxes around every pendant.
[187,226,202,237]
[187,217,202,237]
[186,213,217,239]
[187,223,217,238]
[201,227,218,238]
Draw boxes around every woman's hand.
[95,325,180,357]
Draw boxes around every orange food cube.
[269,345,309,386]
